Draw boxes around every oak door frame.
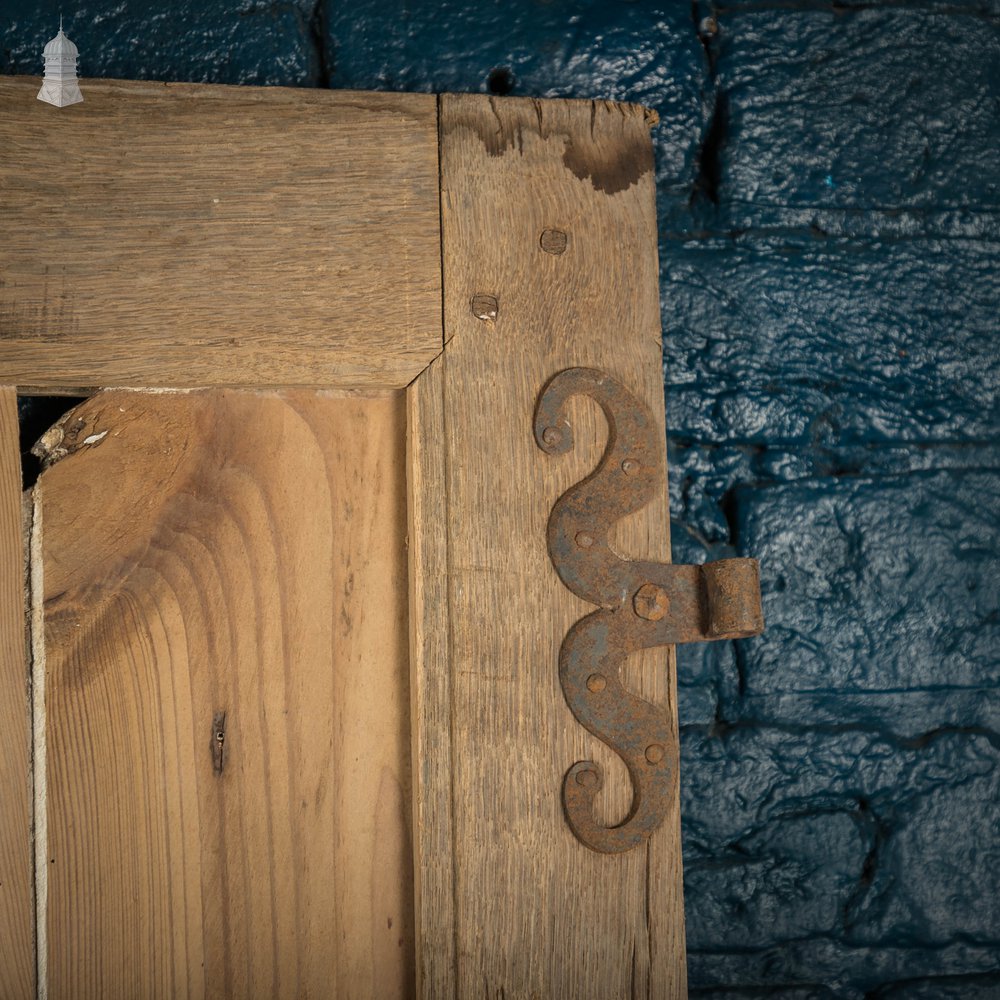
[0,80,686,999]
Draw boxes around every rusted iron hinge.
[534,367,764,854]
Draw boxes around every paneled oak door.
[0,79,687,999]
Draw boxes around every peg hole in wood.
[539,229,568,255]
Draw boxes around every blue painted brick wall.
[4,2,998,995]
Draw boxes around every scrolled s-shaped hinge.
[534,367,764,854]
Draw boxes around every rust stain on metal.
[633,583,669,621]
[535,367,764,854]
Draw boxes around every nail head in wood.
[211,710,226,775]
[470,293,499,323]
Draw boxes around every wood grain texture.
[37,389,414,999]
[0,76,441,390]
[0,387,35,1000]
[430,93,686,997]
[405,355,456,998]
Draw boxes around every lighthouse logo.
[37,19,83,108]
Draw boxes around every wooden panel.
[37,389,413,998]
[0,387,34,1000]
[0,77,441,390]
[405,355,456,997]
[426,94,686,996]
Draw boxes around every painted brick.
[326,0,707,184]
[736,471,1000,733]
[661,237,1000,449]
[693,7,1000,234]
[682,726,1000,995]
[0,2,321,86]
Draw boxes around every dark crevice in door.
[17,397,89,490]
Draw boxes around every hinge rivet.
[575,768,599,788]
[586,673,607,693]
[542,426,563,447]
[644,744,665,765]
[575,531,595,549]
[633,583,669,621]
[621,459,640,475]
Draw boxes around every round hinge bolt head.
[645,744,665,765]
[633,583,669,621]
[586,673,607,693]
[575,531,595,549]
[542,426,562,447]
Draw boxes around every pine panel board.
[37,389,414,998]
[0,76,441,390]
[0,387,34,1000]
[433,94,686,997]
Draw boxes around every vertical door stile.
[414,95,687,997]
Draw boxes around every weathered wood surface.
[37,389,414,998]
[424,93,686,997]
[0,77,441,390]
[405,355,456,998]
[0,388,35,1000]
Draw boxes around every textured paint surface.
[5,1,999,995]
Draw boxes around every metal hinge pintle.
[534,367,764,855]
